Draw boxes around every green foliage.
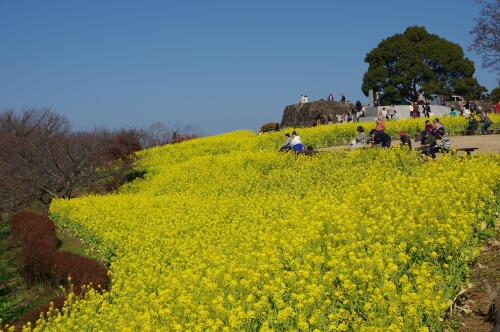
[362,26,487,104]
[125,170,147,183]
[489,86,500,101]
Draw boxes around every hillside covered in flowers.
[21,117,500,331]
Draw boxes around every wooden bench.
[433,147,479,156]
[454,147,479,156]
[418,146,479,156]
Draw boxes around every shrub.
[50,251,109,290]
[10,213,57,251]
[18,295,67,327]
[7,212,110,328]
[20,243,54,287]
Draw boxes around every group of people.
[349,118,392,151]
[349,117,451,159]
[409,102,435,118]
[378,106,397,120]
[465,112,493,135]
[330,101,364,124]
[280,131,303,152]
[412,118,449,158]
[458,100,482,116]
[299,93,348,105]
[327,93,347,102]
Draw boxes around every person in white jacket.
[291,131,303,151]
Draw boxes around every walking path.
[319,134,500,155]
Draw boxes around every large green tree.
[362,26,487,105]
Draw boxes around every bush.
[18,295,67,327]
[8,212,110,328]
[10,212,57,251]
[20,243,54,287]
[50,251,109,290]
[124,170,147,183]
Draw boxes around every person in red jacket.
[496,100,500,113]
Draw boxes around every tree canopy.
[469,0,499,72]
[362,26,487,105]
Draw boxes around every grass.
[0,213,88,325]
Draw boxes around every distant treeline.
[0,107,201,213]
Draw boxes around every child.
[399,130,412,150]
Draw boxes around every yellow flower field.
[13,117,500,331]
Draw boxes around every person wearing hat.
[399,130,412,150]
[291,131,303,151]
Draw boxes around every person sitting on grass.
[291,131,303,151]
[349,126,367,151]
[424,120,434,134]
[369,129,391,148]
[435,134,451,153]
[375,117,385,132]
[420,131,437,159]
[399,130,412,150]
[465,115,478,135]
[279,133,292,151]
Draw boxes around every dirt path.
[444,235,500,332]
[320,134,500,155]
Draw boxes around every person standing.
[423,104,431,118]
[341,94,346,102]
[413,102,421,118]
[374,92,381,106]
[379,107,388,120]
[353,101,363,122]
[469,102,477,113]
[327,93,334,102]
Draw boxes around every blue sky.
[0,1,497,134]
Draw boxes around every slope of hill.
[19,119,499,331]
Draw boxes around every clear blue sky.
[0,1,497,134]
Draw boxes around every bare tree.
[0,108,142,213]
[140,121,203,148]
[0,108,204,213]
[469,0,500,72]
